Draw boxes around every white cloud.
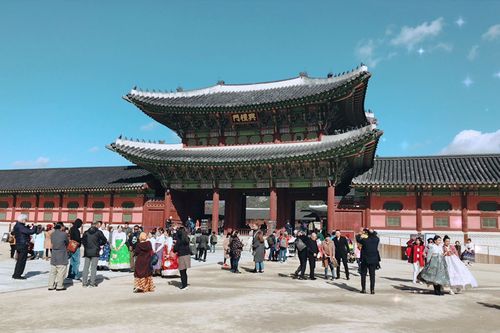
[455,17,465,27]
[482,24,500,41]
[12,156,50,168]
[355,39,381,68]
[431,42,453,52]
[140,121,159,131]
[462,76,473,87]
[494,71,500,79]
[391,18,444,50]
[467,45,479,61]
[89,146,99,153]
[441,129,500,155]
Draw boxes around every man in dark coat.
[196,231,209,262]
[12,214,37,279]
[356,228,380,294]
[295,231,309,279]
[48,223,69,291]
[306,233,319,280]
[267,232,276,261]
[67,219,83,280]
[333,230,350,280]
[127,225,140,271]
[81,221,107,287]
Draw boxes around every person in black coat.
[333,230,350,280]
[81,221,107,287]
[12,214,37,279]
[306,233,319,280]
[356,228,380,294]
[295,231,309,279]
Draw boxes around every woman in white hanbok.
[443,235,477,292]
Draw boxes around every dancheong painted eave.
[108,125,382,168]
[352,154,500,188]
[124,65,370,113]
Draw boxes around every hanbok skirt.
[134,276,155,292]
[109,240,131,270]
[161,248,179,277]
[445,255,478,289]
[98,243,111,267]
[418,255,450,286]
[152,243,163,271]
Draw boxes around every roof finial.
[176,86,184,92]
[217,80,225,85]
[299,71,308,78]
[327,72,333,78]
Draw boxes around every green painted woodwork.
[93,213,103,222]
[0,201,8,209]
[119,192,138,197]
[262,135,273,143]
[379,189,407,197]
[383,201,403,211]
[478,201,498,211]
[121,201,135,209]
[231,181,256,189]
[92,201,105,209]
[67,201,79,209]
[386,216,401,227]
[43,212,53,221]
[434,217,449,227]
[481,217,498,228]
[431,201,452,211]
[432,188,451,196]
[20,201,32,209]
[479,189,500,196]
[0,212,6,220]
[67,193,81,198]
[43,201,55,209]
[68,213,77,221]
[238,129,258,136]
[225,137,236,145]
[289,180,311,188]
[123,213,133,223]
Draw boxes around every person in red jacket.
[408,237,425,284]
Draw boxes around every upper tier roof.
[109,125,380,167]
[125,66,370,112]
[0,166,152,193]
[353,154,500,187]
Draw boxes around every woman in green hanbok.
[109,226,130,270]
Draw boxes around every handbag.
[296,238,306,251]
[67,240,79,253]
[150,253,159,267]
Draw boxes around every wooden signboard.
[231,112,258,124]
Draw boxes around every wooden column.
[364,191,371,228]
[11,194,17,222]
[164,189,172,222]
[34,193,40,223]
[83,193,89,223]
[270,187,278,222]
[327,182,335,233]
[461,191,469,243]
[57,193,63,222]
[109,192,115,225]
[416,191,422,233]
[212,189,220,233]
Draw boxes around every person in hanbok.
[443,235,478,293]
[152,228,165,276]
[109,226,131,270]
[33,226,45,259]
[162,230,178,277]
[97,224,111,270]
[418,235,450,296]
[462,238,475,266]
[133,232,155,293]
[408,237,425,284]
[222,232,231,268]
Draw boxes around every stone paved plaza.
[1,243,499,333]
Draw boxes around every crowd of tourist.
[8,213,479,296]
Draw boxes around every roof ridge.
[0,165,140,172]
[375,154,500,160]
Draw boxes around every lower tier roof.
[109,125,380,167]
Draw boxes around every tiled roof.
[353,154,500,187]
[109,126,381,167]
[0,166,152,193]
[125,66,370,112]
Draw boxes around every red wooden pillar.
[327,182,335,233]
[11,194,17,222]
[164,189,172,222]
[270,187,277,222]
[34,193,40,223]
[212,189,220,233]
[109,192,115,225]
[416,191,422,233]
[461,191,469,243]
[364,191,371,228]
[83,193,89,224]
[57,193,63,222]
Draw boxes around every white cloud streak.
[89,146,100,153]
[12,157,50,168]
[140,122,160,131]
[391,18,444,50]
[467,45,479,61]
[482,24,500,41]
[441,129,500,155]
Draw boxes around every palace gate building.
[109,65,381,233]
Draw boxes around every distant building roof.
[0,166,152,193]
[353,154,500,187]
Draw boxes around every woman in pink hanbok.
[443,235,478,293]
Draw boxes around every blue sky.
[1,0,500,169]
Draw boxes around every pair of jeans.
[255,261,264,272]
[324,258,336,279]
[279,247,287,262]
[82,257,99,286]
[35,251,44,259]
[231,257,240,272]
[68,248,81,279]
[268,247,275,261]
[210,244,216,253]
[13,244,29,278]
